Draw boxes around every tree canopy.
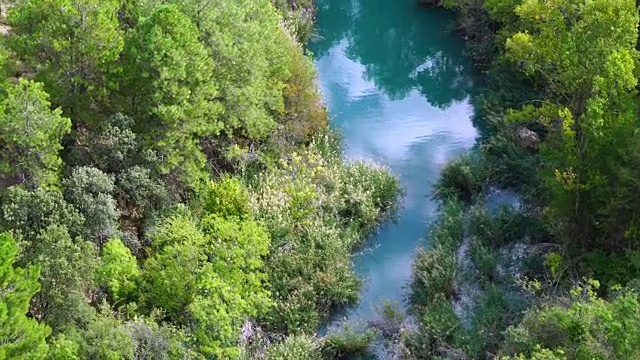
[0,0,401,358]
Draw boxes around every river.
[309,0,479,333]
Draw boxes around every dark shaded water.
[309,0,479,332]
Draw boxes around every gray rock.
[516,127,541,150]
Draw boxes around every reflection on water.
[310,0,478,332]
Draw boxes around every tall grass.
[248,132,402,334]
[411,201,464,307]
[435,153,487,203]
[321,327,375,360]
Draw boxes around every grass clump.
[404,294,464,360]
[411,201,465,308]
[266,335,322,360]
[483,133,540,197]
[321,327,375,360]
[435,152,487,203]
[412,246,457,306]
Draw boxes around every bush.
[468,203,537,250]
[370,301,406,340]
[96,238,141,303]
[465,285,515,357]
[271,0,316,43]
[200,177,251,219]
[584,250,640,291]
[500,284,640,360]
[483,133,541,198]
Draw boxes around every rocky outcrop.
[1,3,10,37]
[516,127,541,150]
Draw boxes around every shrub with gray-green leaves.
[64,166,120,245]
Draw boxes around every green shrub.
[96,238,141,303]
[277,32,327,144]
[500,346,567,360]
[584,250,640,291]
[468,204,535,250]
[483,133,541,198]
[271,0,316,43]
[501,283,640,360]
[200,177,251,219]
[370,301,406,340]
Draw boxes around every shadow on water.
[309,0,480,356]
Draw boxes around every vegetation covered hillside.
[0,0,400,358]
[404,0,640,359]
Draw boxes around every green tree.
[193,215,271,358]
[74,303,135,360]
[505,0,640,250]
[123,4,220,180]
[68,114,169,235]
[0,44,9,84]
[0,232,50,360]
[29,225,97,332]
[141,210,272,358]
[136,0,293,138]
[46,334,81,360]
[63,167,120,245]
[201,177,251,219]
[0,80,71,188]
[0,187,84,245]
[506,0,638,114]
[115,166,169,222]
[71,113,139,174]
[140,213,204,320]
[7,0,124,119]
[97,238,141,303]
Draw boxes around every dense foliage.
[406,0,640,358]
[8,0,640,357]
[0,0,400,358]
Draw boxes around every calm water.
[310,0,478,331]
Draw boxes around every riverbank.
[405,0,640,358]
[272,0,317,43]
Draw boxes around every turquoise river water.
[310,0,479,332]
